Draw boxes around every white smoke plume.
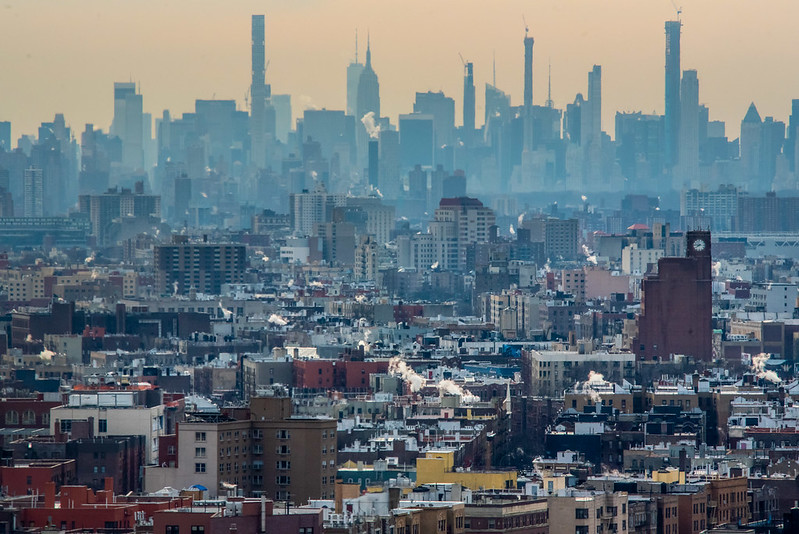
[751,353,781,383]
[580,370,605,403]
[361,111,381,139]
[437,379,480,403]
[586,371,604,384]
[268,314,288,326]
[389,357,426,393]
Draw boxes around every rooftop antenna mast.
[355,29,359,63]
[492,50,496,87]
[546,60,553,108]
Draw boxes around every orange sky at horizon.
[1,0,798,142]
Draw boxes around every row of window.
[5,410,49,425]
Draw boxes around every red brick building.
[0,460,76,496]
[634,230,713,361]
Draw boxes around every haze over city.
[3,3,799,533]
[2,0,799,138]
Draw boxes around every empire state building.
[356,36,380,120]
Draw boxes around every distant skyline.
[2,0,799,141]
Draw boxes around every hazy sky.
[2,0,799,142]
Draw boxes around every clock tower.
[634,229,713,362]
[686,229,711,281]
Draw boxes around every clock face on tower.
[692,238,706,252]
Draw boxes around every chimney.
[388,487,401,511]
[116,303,126,335]
[44,481,56,508]
[104,476,114,493]
[678,448,687,478]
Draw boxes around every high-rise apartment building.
[145,396,336,502]
[23,166,43,218]
[289,184,346,237]
[428,197,496,271]
[153,238,246,295]
[78,184,161,246]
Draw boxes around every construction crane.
[670,0,682,21]
[523,14,529,36]
[244,59,271,112]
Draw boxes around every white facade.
[621,245,663,275]
[50,392,166,464]
[749,283,798,315]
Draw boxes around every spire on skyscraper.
[546,60,553,108]
[366,31,371,68]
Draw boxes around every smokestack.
[368,139,379,188]
[261,494,266,533]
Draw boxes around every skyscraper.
[356,36,380,169]
[523,32,534,108]
[677,69,700,188]
[740,102,762,186]
[413,91,455,149]
[250,14,267,168]
[23,166,43,218]
[0,121,10,152]
[111,82,144,171]
[664,20,682,168]
[462,62,475,143]
[581,66,602,148]
[787,99,799,173]
[346,31,364,117]
[356,36,380,121]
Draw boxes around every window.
[5,410,18,425]
[98,419,108,433]
[191,527,204,534]
[276,430,290,439]
[195,432,206,442]
[575,527,589,534]
[22,410,36,425]
[276,475,290,485]
[195,447,206,457]
[195,463,206,473]
[576,508,590,519]
[166,527,179,534]
[276,461,290,470]
[59,419,72,433]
